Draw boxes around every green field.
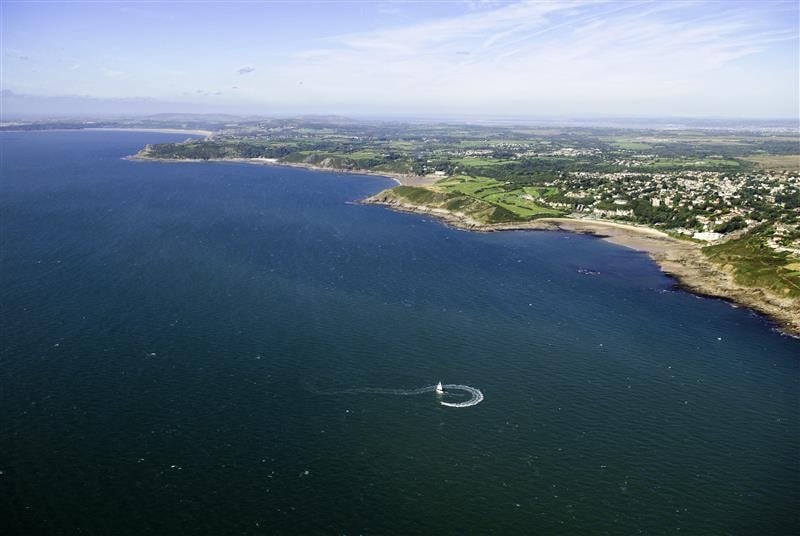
[433,176,562,219]
[455,157,517,167]
[386,141,419,150]
[641,158,741,170]
[739,154,800,172]
[384,185,524,224]
[343,150,382,158]
[612,141,652,150]
[704,227,800,298]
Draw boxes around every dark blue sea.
[1,131,798,535]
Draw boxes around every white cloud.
[269,0,797,115]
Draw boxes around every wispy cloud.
[4,47,30,60]
[280,0,797,114]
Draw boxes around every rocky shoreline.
[363,192,800,338]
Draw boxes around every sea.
[1,131,798,535]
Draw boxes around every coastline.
[85,127,214,137]
[127,154,442,186]
[131,153,800,337]
[362,193,800,338]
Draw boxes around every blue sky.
[2,1,798,117]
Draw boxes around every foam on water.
[438,384,484,408]
[310,384,484,408]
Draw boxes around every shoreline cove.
[129,153,800,338]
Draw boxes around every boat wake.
[438,384,484,408]
[309,383,484,409]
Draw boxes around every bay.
[1,131,797,535]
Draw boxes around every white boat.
[435,381,444,394]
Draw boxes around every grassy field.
[704,227,800,298]
[372,160,414,174]
[385,185,524,224]
[455,157,517,167]
[612,141,652,150]
[280,150,393,170]
[386,141,419,150]
[640,158,741,170]
[738,154,800,172]
[344,150,382,158]
[433,176,563,219]
[522,186,559,197]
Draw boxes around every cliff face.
[652,247,800,337]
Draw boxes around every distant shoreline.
[127,153,443,187]
[130,152,800,338]
[84,127,214,137]
[1,127,215,138]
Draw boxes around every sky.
[2,0,798,118]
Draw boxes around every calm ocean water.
[1,131,798,535]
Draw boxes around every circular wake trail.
[439,384,484,408]
[309,384,483,408]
